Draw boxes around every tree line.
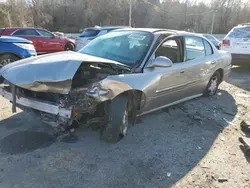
[0,0,250,34]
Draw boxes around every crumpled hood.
[0,51,129,94]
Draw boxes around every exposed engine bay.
[0,59,134,130]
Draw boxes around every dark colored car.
[0,36,36,68]
[0,27,75,54]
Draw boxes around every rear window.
[80,29,100,37]
[228,27,250,38]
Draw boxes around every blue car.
[0,36,37,68]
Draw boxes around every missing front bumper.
[0,87,72,119]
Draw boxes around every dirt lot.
[0,66,250,188]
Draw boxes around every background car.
[220,24,250,65]
[201,34,220,49]
[0,27,75,54]
[0,36,36,68]
[75,26,129,50]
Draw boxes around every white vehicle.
[220,24,250,65]
[75,26,129,51]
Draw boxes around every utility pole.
[211,10,216,34]
[129,0,132,27]
[7,11,12,27]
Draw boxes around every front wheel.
[204,72,221,96]
[0,54,19,68]
[64,42,75,51]
[100,95,129,143]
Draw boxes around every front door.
[36,29,64,53]
[143,37,190,112]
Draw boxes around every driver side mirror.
[147,56,173,68]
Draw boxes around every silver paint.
[0,29,232,121]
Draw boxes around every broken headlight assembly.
[87,82,109,96]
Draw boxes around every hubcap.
[208,76,218,95]
[0,59,14,68]
[120,110,128,136]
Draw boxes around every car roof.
[115,28,206,38]
[3,27,46,30]
[116,28,179,33]
[101,26,130,30]
[83,26,130,31]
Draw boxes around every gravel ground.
[0,66,249,188]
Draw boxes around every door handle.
[211,61,216,65]
[180,70,185,73]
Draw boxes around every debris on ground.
[239,137,250,156]
[240,121,250,133]
[223,118,234,125]
[218,178,228,183]
[220,136,225,141]
[193,115,202,121]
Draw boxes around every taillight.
[221,39,230,46]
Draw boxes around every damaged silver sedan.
[0,29,232,143]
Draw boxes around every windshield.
[80,29,100,37]
[79,31,153,66]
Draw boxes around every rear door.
[36,29,64,53]
[183,36,217,96]
[12,29,42,52]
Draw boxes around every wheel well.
[116,90,145,111]
[65,42,75,47]
[0,52,21,59]
[113,90,145,124]
[216,68,224,83]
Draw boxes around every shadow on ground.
[0,90,238,188]
[0,112,56,154]
[226,66,250,91]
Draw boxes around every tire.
[64,43,75,51]
[204,71,221,96]
[100,95,129,143]
[0,54,20,68]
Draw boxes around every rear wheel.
[204,72,221,96]
[0,54,19,68]
[100,95,129,143]
[64,42,75,51]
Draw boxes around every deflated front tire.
[100,95,129,143]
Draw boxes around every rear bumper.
[0,87,72,119]
[231,53,250,65]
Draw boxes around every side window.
[155,38,182,63]
[37,29,54,37]
[98,30,108,36]
[203,39,213,56]
[185,36,205,61]
[13,29,39,36]
[12,29,26,35]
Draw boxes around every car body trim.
[138,93,203,116]
[0,87,72,118]
[156,79,202,94]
